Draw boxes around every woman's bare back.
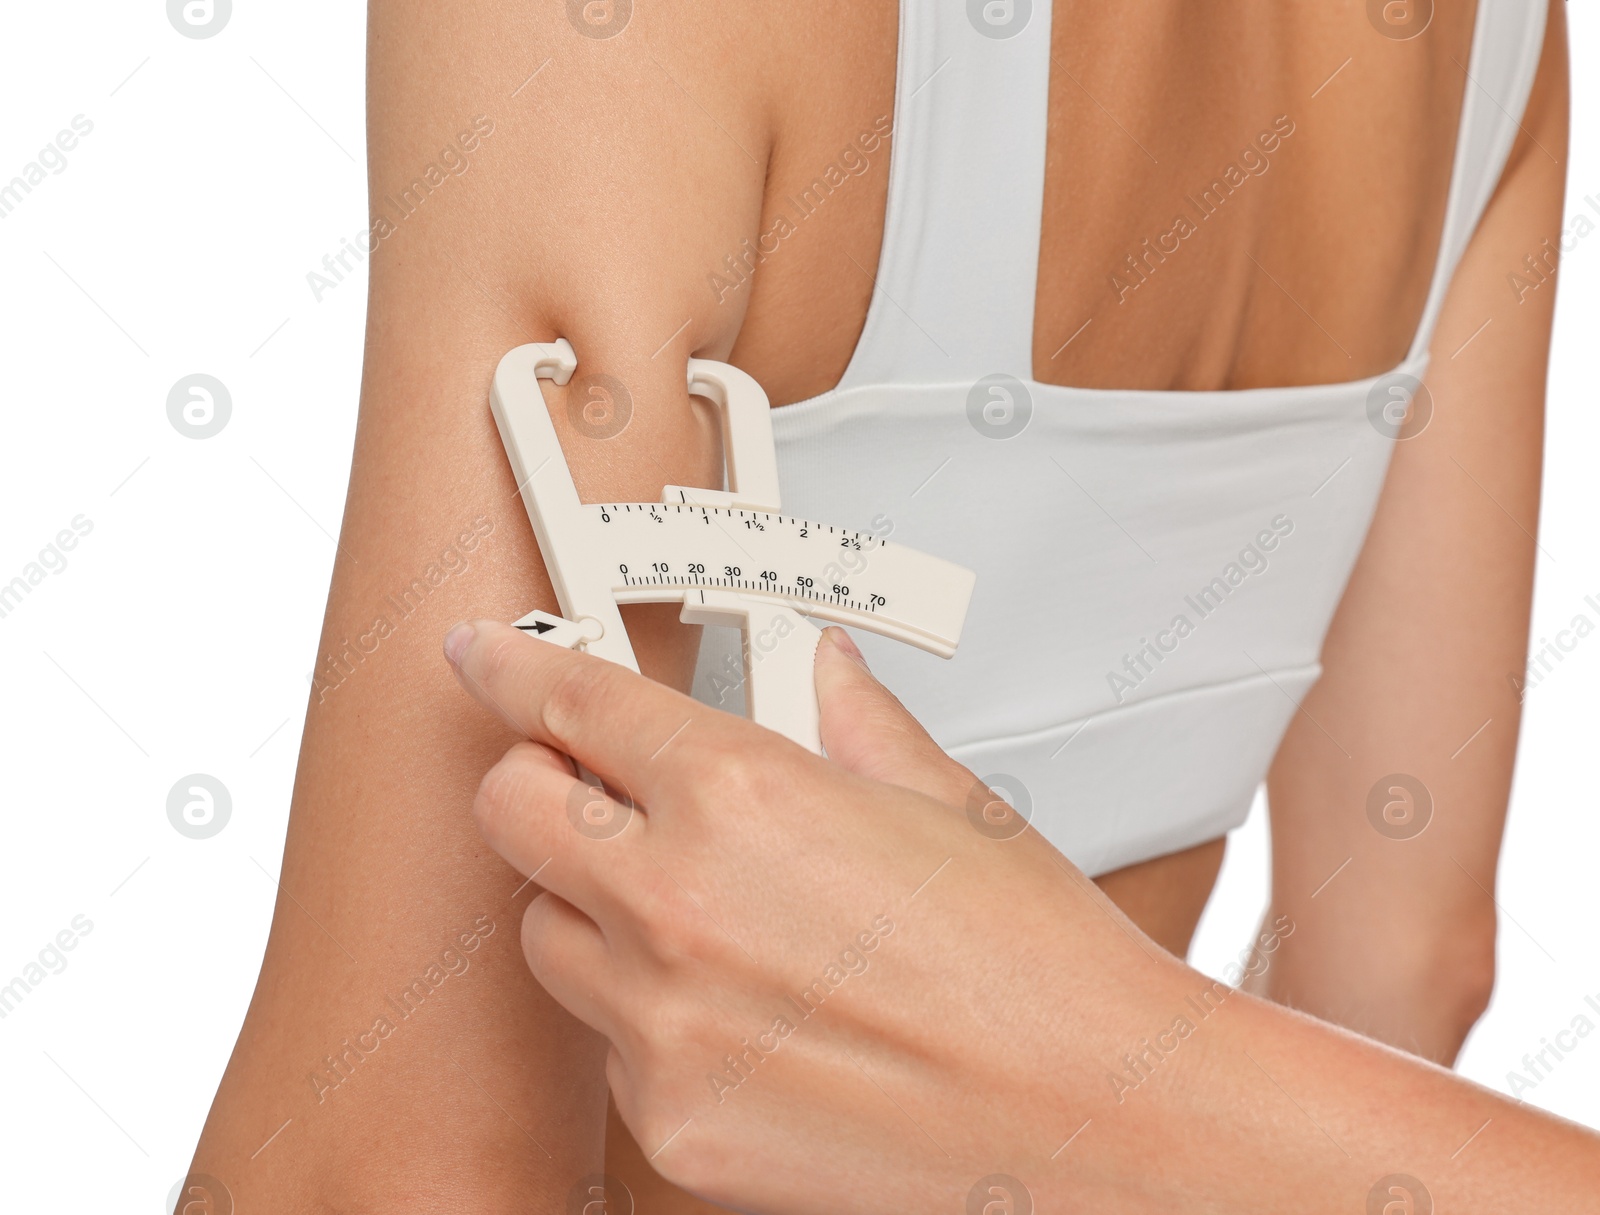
[190,2,1564,1210]
[732,1,1478,401]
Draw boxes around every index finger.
[443,618,746,804]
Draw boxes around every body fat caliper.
[489,340,976,753]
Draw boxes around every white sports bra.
[692,0,1548,876]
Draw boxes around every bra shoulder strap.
[1406,0,1550,363]
[838,0,1056,389]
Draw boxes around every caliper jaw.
[491,340,939,755]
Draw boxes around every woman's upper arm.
[354,0,784,685]
[1261,0,1568,1062]
[191,1,777,1206]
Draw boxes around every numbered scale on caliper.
[489,340,975,753]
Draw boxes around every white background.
[0,3,1594,1209]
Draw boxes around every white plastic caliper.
[489,340,976,753]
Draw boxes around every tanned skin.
[186,1,1566,1210]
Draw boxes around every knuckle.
[708,741,778,805]
[609,1011,720,1195]
[636,896,691,961]
[629,1104,677,1168]
[653,1127,717,1197]
[471,767,510,831]
[644,989,715,1065]
[540,656,605,745]
[472,744,543,831]
[638,892,720,973]
[630,883,694,960]
[476,631,526,690]
[626,1070,698,1158]
[520,892,558,970]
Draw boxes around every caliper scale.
[490,340,975,753]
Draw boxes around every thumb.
[814,627,977,807]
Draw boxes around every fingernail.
[825,626,869,670]
[443,622,476,666]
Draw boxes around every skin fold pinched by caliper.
[488,340,976,753]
